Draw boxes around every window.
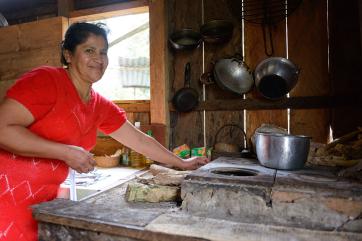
[89,12,150,100]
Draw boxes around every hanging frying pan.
[172,62,199,112]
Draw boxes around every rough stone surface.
[181,157,362,232]
[146,213,362,241]
[39,223,141,241]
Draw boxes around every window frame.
[68,0,168,127]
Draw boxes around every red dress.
[0,66,126,240]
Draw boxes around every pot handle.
[262,23,274,57]
[214,124,248,150]
[200,72,215,85]
[233,53,244,61]
[184,62,191,87]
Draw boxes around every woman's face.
[65,33,108,84]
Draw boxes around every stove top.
[181,157,362,232]
[186,157,362,196]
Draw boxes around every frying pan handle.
[184,62,191,87]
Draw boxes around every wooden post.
[57,0,74,17]
[149,0,169,146]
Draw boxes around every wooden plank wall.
[170,0,338,148]
[288,0,330,143]
[168,0,203,149]
[0,17,68,100]
[169,0,244,150]
[203,0,244,149]
[329,0,362,138]
[244,5,288,141]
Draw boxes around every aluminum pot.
[169,29,202,51]
[254,57,299,99]
[213,56,254,95]
[254,132,311,170]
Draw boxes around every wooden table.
[33,171,362,241]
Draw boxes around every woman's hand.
[63,145,96,173]
[180,156,210,170]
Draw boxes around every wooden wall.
[167,0,362,150]
[0,17,68,100]
[329,0,362,138]
[1,0,361,154]
[169,0,244,150]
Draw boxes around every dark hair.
[61,22,109,66]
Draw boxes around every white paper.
[69,168,77,201]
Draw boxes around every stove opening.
[211,168,258,177]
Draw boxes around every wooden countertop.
[33,180,208,241]
[33,170,362,241]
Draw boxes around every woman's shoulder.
[28,65,65,77]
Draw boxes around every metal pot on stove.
[254,131,311,170]
[254,57,299,99]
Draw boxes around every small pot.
[200,20,233,44]
[254,57,299,99]
[255,132,311,170]
[169,29,202,51]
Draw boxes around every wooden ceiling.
[0,0,133,24]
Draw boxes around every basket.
[211,124,248,160]
[94,155,120,168]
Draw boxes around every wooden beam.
[149,1,168,125]
[3,4,57,24]
[58,0,74,18]
[69,0,148,23]
[114,100,150,113]
[168,96,362,112]
[109,22,149,48]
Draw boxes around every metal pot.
[254,57,299,99]
[254,132,311,170]
[169,29,202,51]
[200,20,234,44]
[213,56,254,95]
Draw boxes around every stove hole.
[211,168,258,177]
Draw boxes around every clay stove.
[181,157,362,233]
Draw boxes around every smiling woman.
[0,21,209,241]
[61,23,110,102]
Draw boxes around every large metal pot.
[254,132,311,170]
[254,57,299,99]
[213,56,254,95]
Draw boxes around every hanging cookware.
[200,20,234,44]
[172,62,199,112]
[254,57,300,99]
[213,55,254,95]
[169,29,203,51]
[212,124,254,160]
[0,13,8,27]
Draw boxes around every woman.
[0,22,208,241]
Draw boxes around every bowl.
[254,57,299,99]
[94,155,120,168]
[169,29,202,51]
[254,132,311,170]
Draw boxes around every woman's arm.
[0,98,95,173]
[109,121,209,170]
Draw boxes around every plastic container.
[144,130,154,167]
[129,122,146,168]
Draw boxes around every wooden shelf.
[170,96,362,111]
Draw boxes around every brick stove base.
[181,157,362,233]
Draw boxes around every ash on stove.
[63,168,111,187]
[211,167,259,177]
